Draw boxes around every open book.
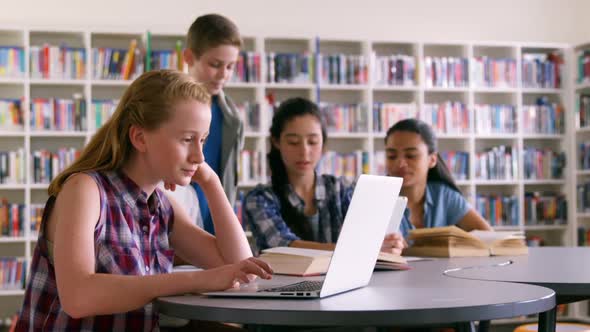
[259,247,410,276]
[403,226,528,257]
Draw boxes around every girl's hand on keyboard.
[204,257,273,291]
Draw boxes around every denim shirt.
[399,181,470,238]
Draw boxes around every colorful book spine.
[522,96,564,134]
[372,101,469,135]
[577,49,590,84]
[236,101,261,132]
[30,95,86,131]
[30,203,44,238]
[318,53,368,85]
[150,48,183,71]
[440,151,469,180]
[523,148,565,180]
[424,56,469,88]
[237,150,264,183]
[317,151,369,182]
[577,181,590,213]
[31,148,81,184]
[0,257,26,290]
[92,99,118,130]
[319,102,368,133]
[578,141,590,170]
[30,45,85,79]
[577,227,590,246]
[475,145,518,180]
[576,93,590,129]
[374,151,386,176]
[472,57,517,88]
[475,194,519,226]
[0,149,26,184]
[230,51,261,83]
[421,102,470,134]
[0,198,25,237]
[373,54,416,86]
[265,52,313,84]
[522,52,563,88]
[474,104,517,134]
[92,40,143,80]
[0,46,25,78]
[524,192,567,225]
[0,98,24,130]
[372,102,418,133]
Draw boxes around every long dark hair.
[268,97,327,240]
[385,118,461,194]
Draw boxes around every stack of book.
[403,226,528,257]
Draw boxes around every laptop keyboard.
[259,280,324,293]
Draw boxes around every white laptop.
[204,174,403,299]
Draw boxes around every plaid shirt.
[16,170,175,331]
[244,174,354,253]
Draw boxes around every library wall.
[0,0,585,44]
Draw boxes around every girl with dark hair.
[384,118,491,239]
[243,97,404,254]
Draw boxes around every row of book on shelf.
[0,97,566,137]
[0,148,81,185]
[30,46,86,80]
[31,148,81,184]
[576,181,590,213]
[238,146,568,183]
[0,145,567,185]
[474,146,518,180]
[0,199,42,238]
[190,95,563,137]
[0,97,105,132]
[267,53,563,87]
[373,55,416,86]
[0,149,25,184]
[0,257,26,290]
[578,227,590,246]
[0,41,565,88]
[420,192,564,227]
[373,97,564,135]
[237,146,566,184]
[0,200,25,238]
[30,96,87,131]
[0,189,567,243]
[0,139,567,186]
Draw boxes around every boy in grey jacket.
[180,13,244,233]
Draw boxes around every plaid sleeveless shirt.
[16,170,175,331]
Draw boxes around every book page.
[261,247,333,258]
[469,230,525,246]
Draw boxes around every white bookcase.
[0,27,576,321]
[569,41,590,320]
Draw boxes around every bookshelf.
[0,27,575,321]
[571,41,590,320]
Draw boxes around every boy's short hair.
[187,14,243,58]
